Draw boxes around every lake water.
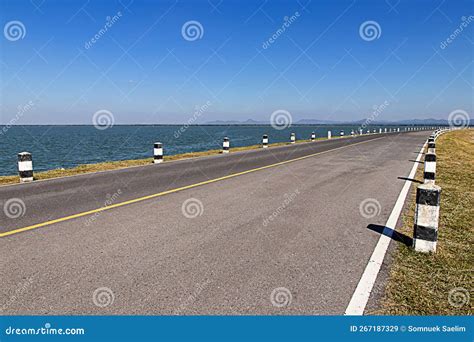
[0,125,408,176]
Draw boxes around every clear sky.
[0,0,472,124]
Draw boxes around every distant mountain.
[205,119,268,125]
[204,118,451,125]
[342,118,451,125]
[294,119,340,124]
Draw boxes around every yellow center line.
[0,137,383,238]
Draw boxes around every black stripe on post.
[428,142,436,149]
[414,224,438,241]
[416,186,441,206]
[425,154,436,162]
[19,170,33,178]
[18,153,32,162]
[423,171,435,180]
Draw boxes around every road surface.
[0,131,428,314]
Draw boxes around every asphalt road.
[1,133,390,234]
[0,131,429,314]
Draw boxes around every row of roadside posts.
[412,128,450,253]
[17,126,445,182]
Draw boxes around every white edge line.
[344,139,428,315]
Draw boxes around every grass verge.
[0,137,334,186]
[374,129,473,315]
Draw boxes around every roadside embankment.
[376,129,473,315]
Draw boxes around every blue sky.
[0,0,472,124]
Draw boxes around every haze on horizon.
[0,0,472,125]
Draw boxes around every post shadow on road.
[408,159,424,164]
[367,224,412,246]
[397,176,423,184]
